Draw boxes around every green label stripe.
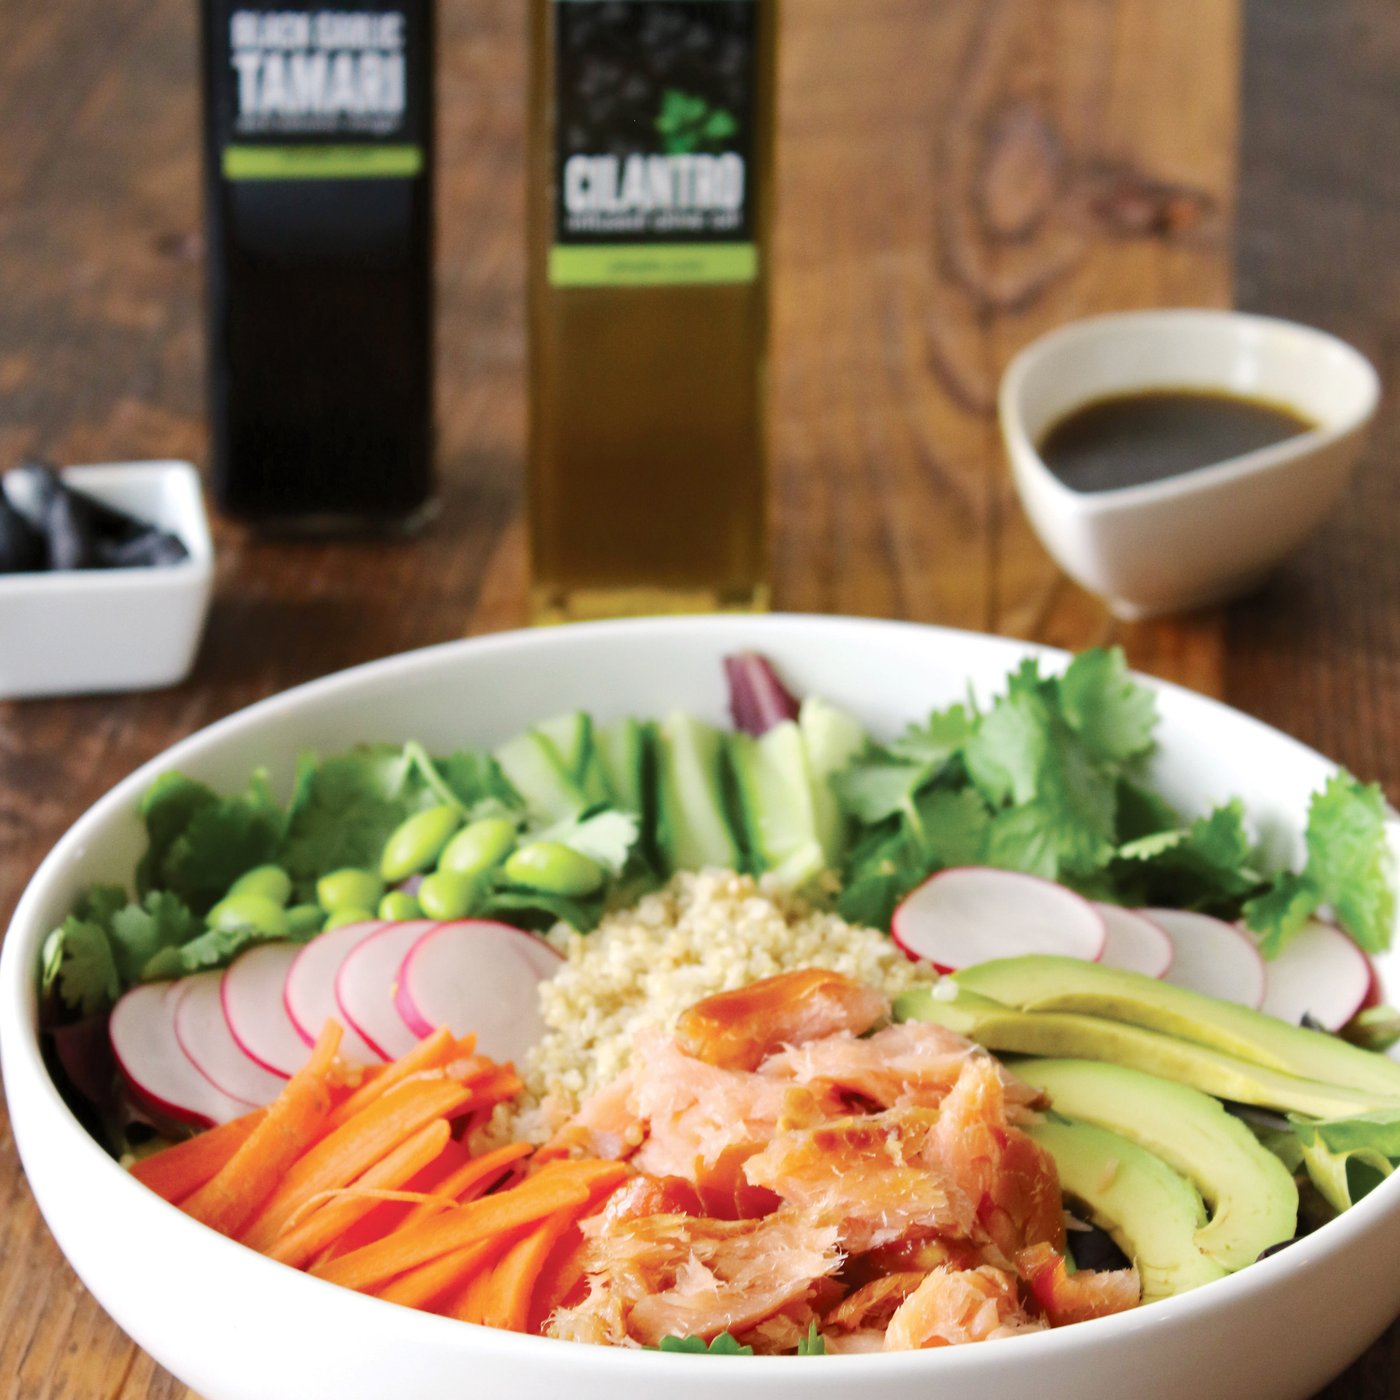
[550,243,757,287]
[222,145,423,181]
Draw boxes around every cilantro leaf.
[910,788,990,867]
[1303,775,1395,953]
[1114,801,1263,914]
[656,1333,754,1356]
[834,759,937,825]
[796,1323,827,1356]
[535,809,640,877]
[964,672,1048,807]
[108,891,198,984]
[1243,872,1316,959]
[1058,647,1158,764]
[48,917,120,1016]
[887,704,975,766]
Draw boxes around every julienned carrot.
[241,1075,477,1251]
[454,1257,500,1325]
[131,1108,267,1203]
[397,1141,534,1231]
[473,1213,576,1332]
[267,1119,452,1269]
[375,1239,498,1310]
[314,1160,627,1294]
[181,1022,342,1237]
[324,1029,476,1131]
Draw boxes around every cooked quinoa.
[497,868,937,1142]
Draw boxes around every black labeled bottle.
[528,0,777,621]
[200,1,435,529]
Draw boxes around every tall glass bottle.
[200,0,436,530]
[528,0,776,622]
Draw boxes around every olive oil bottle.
[528,0,777,622]
[200,0,436,530]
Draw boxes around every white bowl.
[999,311,1380,619]
[4,615,1400,1400]
[0,461,214,700]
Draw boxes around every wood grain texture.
[0,0,1395,1395]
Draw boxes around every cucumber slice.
[494,731,587,823]
[731,721,825,888]
[596,718,648,815]
[798,697,868,865]
[536,712,611,806]
[656,713,743,873]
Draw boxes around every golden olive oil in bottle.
[528,0,776,622]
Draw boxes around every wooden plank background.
[0,0,1397,1394]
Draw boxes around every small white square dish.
[0,460,214,701]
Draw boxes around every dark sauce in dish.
[1038,389,1317,494]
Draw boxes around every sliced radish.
[1148,908,1266,1009]
[174,970,288,1107]
[283,921,387,1063]
[395,920,553,1063]
[1094,904,1174,979]
[891,868,1106,972]
[509,931,566,980]
[335,920,439,1061]
[1258,918,1373,1032]
[110,982,253,1128]
[221,943,308,1078]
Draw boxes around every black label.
[551,0,759,285]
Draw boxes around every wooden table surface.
[2,0,1398,1394]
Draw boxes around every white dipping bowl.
[999,311,1380,619]
[4,615,1400,1400]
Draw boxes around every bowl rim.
[4,611,1399,1378]
[997,308,1382,516]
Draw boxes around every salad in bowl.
[4,616,1400,1399]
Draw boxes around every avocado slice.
[1017,1059,1297,1270]
[1029,1117,1228,1302]
[955,956,1400,1103]
[895,985,1394,1119]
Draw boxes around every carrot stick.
[454,1259,499,1325]
[324,1030,476,1131]
[476,1214,576,1332]
[131,1108,267,1203]
[181,1022,342,1236]
[241,1076,476,1251]
[375,1239,498,1311]
[396,1142,534,1230]
[313,1161,626,1294]
[267,1119,451,1269]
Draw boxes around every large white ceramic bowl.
[4,615,1400,1400]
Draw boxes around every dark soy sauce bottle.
[200,1,436,530]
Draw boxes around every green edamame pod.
[439,817,519,878]
[228,864,294,906]
[285,903,326,938]
[378,890,423,921]
[418,870,482,921]
[207,893,289,937]
[324,906,378,932]
[503,842,605,897]
[316,867,386,914]
[381,805,463,882]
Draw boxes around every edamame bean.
[228,864,293,906]
[324,906,377,931]
[439,817,519,878]
[285,903,326,938]
[316,867,385,914]
[418,870,481,921]
[503,842,605,897]
[207,893,289,937]
[381,805,462,882]
[378,890,423,921]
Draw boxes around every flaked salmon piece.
[883,1264,1046,1350]
[675,969,889,1072]
[743,1107,977,1251]
[824,1271,929,1333]
[738,1301,822,1354]
[927,1056,1065,1261]
[598,1174,705,1227]
[538,1069,645,1163]
[824,1328,889,1354]
[1015,1242,1140,1326]
[761,1022,1044,1119]
[552,1210,843,1348]
[849,1234,989,1285]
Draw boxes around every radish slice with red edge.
[335,920,439,1061]
[395,920,554,1063]
[174,970,288,1107]
[110,982,253,1128]
[891,867,1106,972]
[1094,904,1174,979]
[1258,918,1373,1032]
[222,942,307,1078]
[1147,908,1266,1009]
[283,920,387,1063]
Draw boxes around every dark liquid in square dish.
[1038,389,1316,494]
